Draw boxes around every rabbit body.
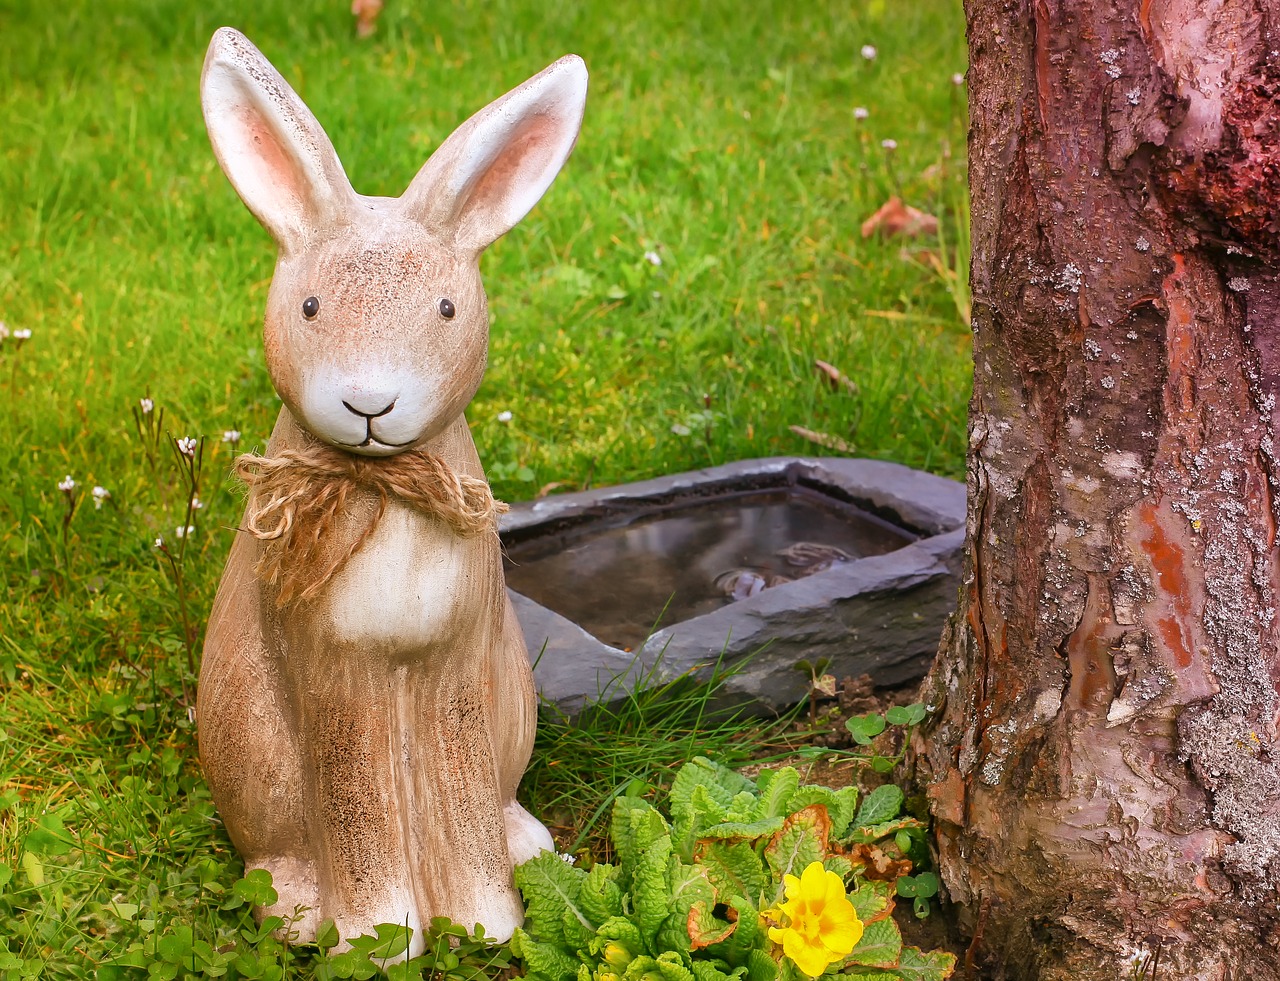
[195,28,586,954]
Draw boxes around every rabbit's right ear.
[201,28,356,253]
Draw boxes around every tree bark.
[916,2,1280,977]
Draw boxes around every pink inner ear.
[238,106,305,221]
[462,112,560,232]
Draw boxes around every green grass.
[0,0,969,974]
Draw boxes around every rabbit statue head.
[202,27,586,457]
[196,28,585,956]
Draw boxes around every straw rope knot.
[234,444,508,608]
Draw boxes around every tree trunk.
[915,2,1280,977]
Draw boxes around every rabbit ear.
[201,28,357,253]
[401,55,587,253]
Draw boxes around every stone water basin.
[501,457,966,714]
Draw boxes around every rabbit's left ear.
[401,55,587,254]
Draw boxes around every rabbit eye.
[438,298,456,320]
[302,296,320,320]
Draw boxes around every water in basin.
[502,487,916,651]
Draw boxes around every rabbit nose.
[342,394,398,418]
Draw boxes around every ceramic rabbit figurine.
[196,27,586,955]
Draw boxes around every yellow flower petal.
[781,928,831,978]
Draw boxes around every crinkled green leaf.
[653,950,698,981]
[846,917,903,969]
[674,783,729,859]
[744,948,780,981]
[671,758,756,813]
[700,816,785,842]
[514,850,592,945]
[687,899,738,950]
[719,894,762,956]
[698,841,769,905]
[890,946,957,980]
[657,858,716,953]
[823,855,854,879]
[612,797,672,887]
[846,818,925,846]
[724,791,760,824]
[784,787,858,838]
[854,786,904,829]
[755,768,800,819]
[594,916,644,952]
[511,928,580,981]
[633,834,674,948]
[763,805,830,885]
[691,961,745,981]
[831,971,898,981]
[623,955,660,981]
[847,881,894,925]
[580,862,625,922]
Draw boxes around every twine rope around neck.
[234,443,507,608]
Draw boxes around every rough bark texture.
[915,2,1280,977]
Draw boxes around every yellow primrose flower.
[766,861,863,978]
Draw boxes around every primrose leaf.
[764,804,831,883]
[724,791,760,824]
[823,855,854,879]
[700,816,785,842]
[846,817,926,845]
[514,850,593,945]
[611,797,671,888]
[673,784,728,860]
[854,786,904,829]
[632,834,674,948]
[830,971,898,981]
[785,786,858,837]
[691,961,745,981]
[848,881,894,925]
[697,841,769,905]
[744,948,780,981]
[845,916,903,969]
[687,900,738,950]
[580,862,625,922]
[594,915,644,952]
[670,759,754,817]
[652,951,697,981]
[889,946,958,981]
[755,768,800,819]
[510,929,580,981]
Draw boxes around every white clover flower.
[176,436,197,457]
[140,397,154,414]
[13,328,31,341]
[221,429,241,443]
[497,410,513,423]
[881,138,898,150]
[853,106,869,120]
[191,496,204,510]
[57,475,76,493]
[643,250,662,267]
[175,524,195,539]
[92,486,110,509]
[860,45,877,61]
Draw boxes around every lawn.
[0,0,969,974]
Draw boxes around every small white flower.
[497,410,513,423]
[559,852,577,865]
[175,524,195,539]
[191,496,204,510]
[176,436,197,457]
[860,44,877,61]
[881,138,898,150]
[140,397,154,414]
[13,328,31,341]
[952,72,965,86]
[92,486,110,509]
[221,429,241,443]
[154,536,165,549]
[643,250,662,267]
[853,106,869,120]
[57,475,76,493]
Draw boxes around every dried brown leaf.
[814,359,858,394]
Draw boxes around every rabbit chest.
[314,502,497,654]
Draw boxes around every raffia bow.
[234,444,507,608]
